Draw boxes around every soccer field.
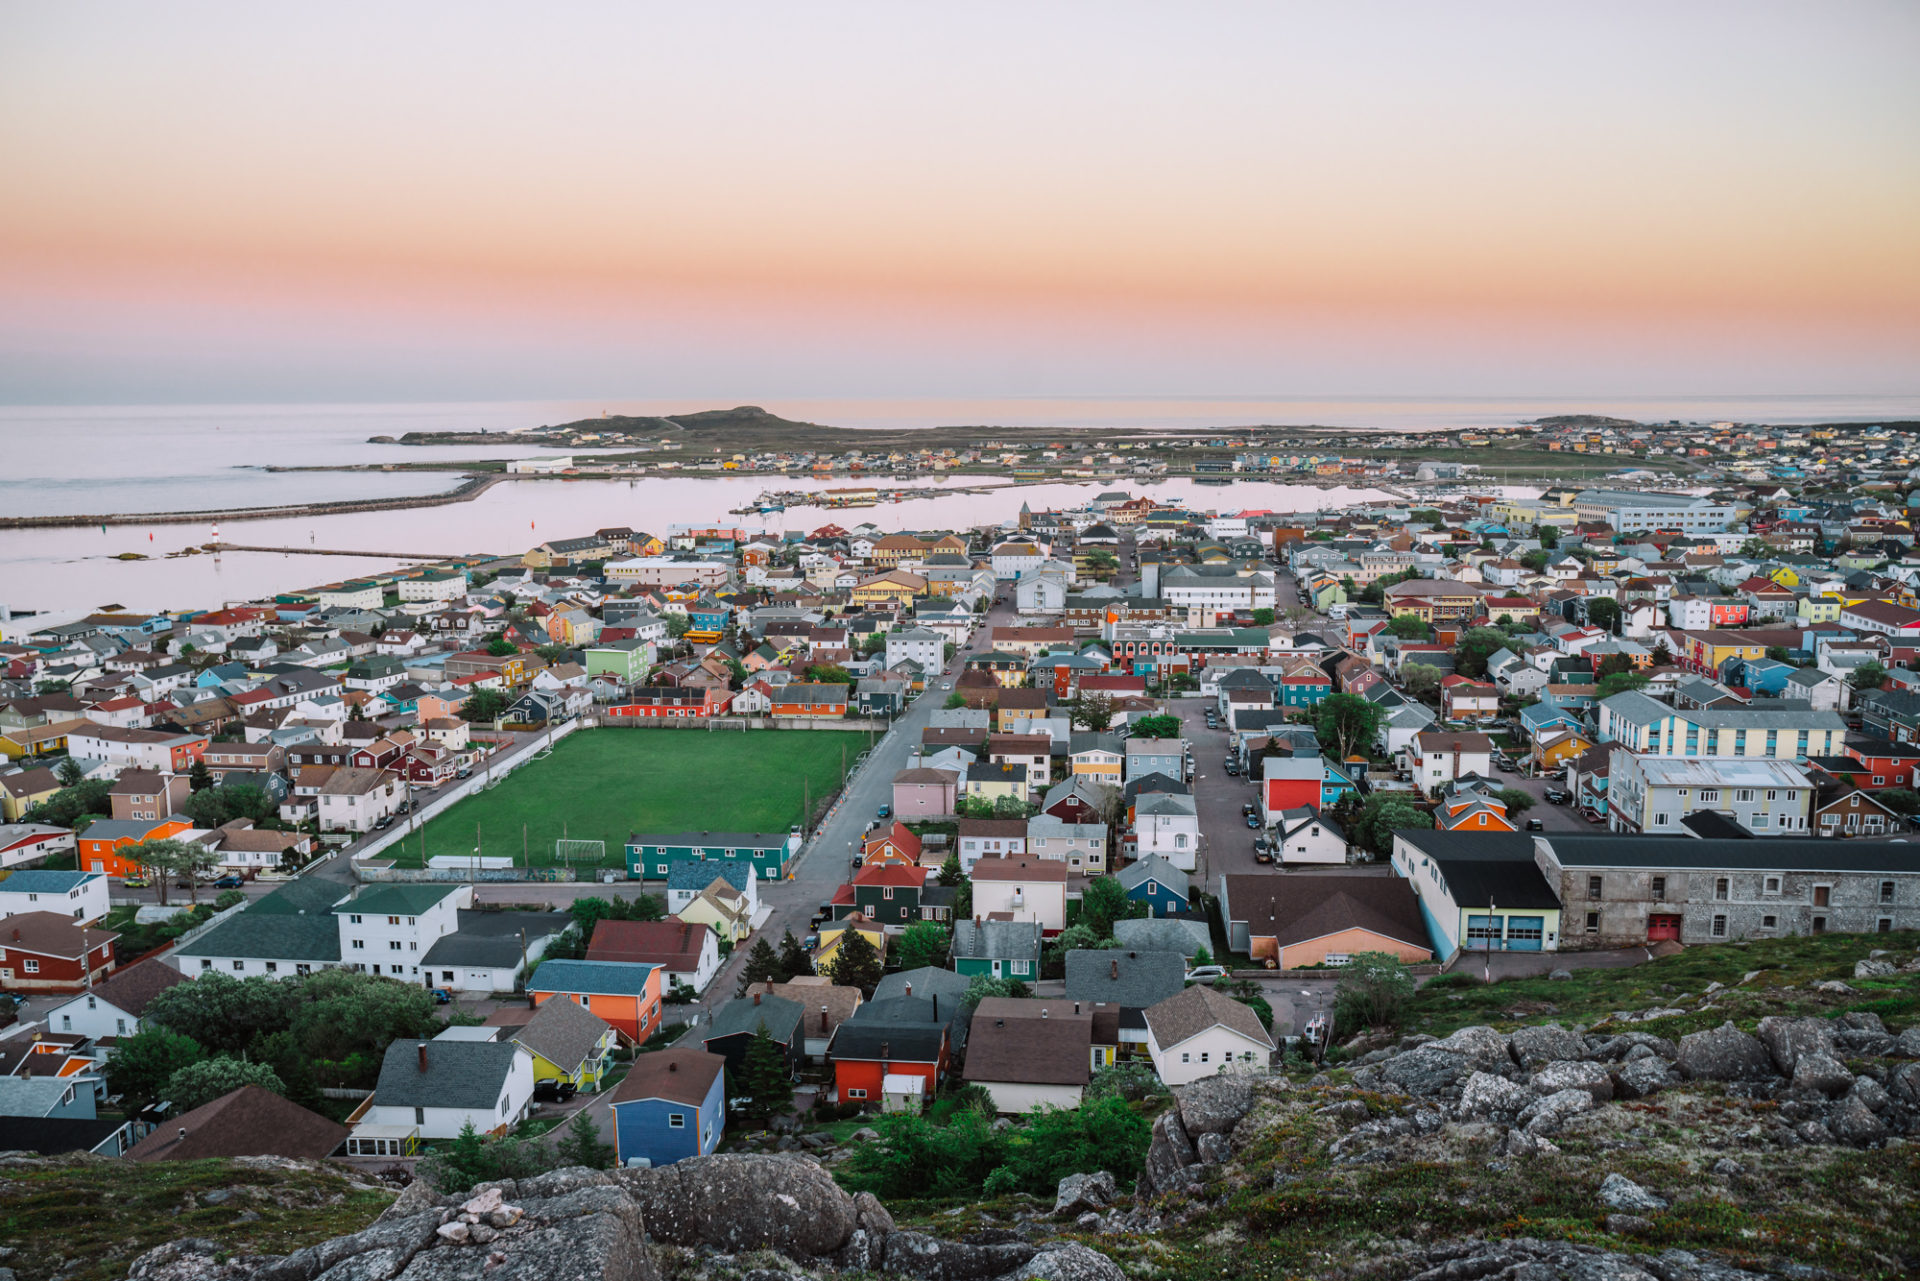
[394,728,860,871]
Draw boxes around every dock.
[208,543,469,561]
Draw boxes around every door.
[1505,917,1544,951]
[1465,915,1502,949]
[1647,914,1682,942]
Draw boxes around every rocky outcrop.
[617,1154,855,1257]
[1509,1022,1585,1068]
[1052,1172,1116,1216]
[1676,1022,1774,1080]
[1175,1074,1255,1136]
[1597,1173,1668,1212]
[1394,1238,1772,1279]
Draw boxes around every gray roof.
[1115,855,1187,894]
[1602,689,1845,731]
[705,994,804,1044]
[512,996,614,1071]
[0,1077,84,1119]
[372,1039,523,1111]
[1143,984,1273,1053]
[1545,834,1920,874]
[666,859,756,894]
[1063,949,1186,1008]
[1112,916,1211,957]
[173,910,341,963]
[873,966,970,1006]
[949,919,1042,962]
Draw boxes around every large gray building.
[1571,489,1735,534]
[1537,834,1920,948]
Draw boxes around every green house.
[949,918,1043,980]
[625,830,797,882]
[585,638,651,685]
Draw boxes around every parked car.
[121,876,149,889]
[212,874,245,889]
[1524,818,1545,832]
[1225,761,1241,776]
[1241,802,1257,817]
[1255,848,1275,864]
[375,815,394,829]
[1184,965,1227,982]
[532,1079,577,1103]
[428,987,454,1004]
[1544,788,1570,805]
[876,803,892,820]
[1244,814,1260,829]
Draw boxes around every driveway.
[1495,769,1595,833]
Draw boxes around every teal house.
[625,830,798,882]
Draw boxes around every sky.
[1,1,1916,404]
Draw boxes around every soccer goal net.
[554,838,606,868]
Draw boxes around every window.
[200,959,212,970]
[847,1088,868,1099]
[1650,876,1666,899]
[390,941,402,951]
[1764,876,1781,895]
[1711,914,1727,938]
[1714,878,1730,901]
[1761,915,1777,930]
[349,914,362,924]
[1699,789,1718,804]
[231,960,244,971]
[414,1107,425,1125]
[265,962,278,973]
[116,1017,127,1034]
[1882,881,1897,904]
[1813,885,1831,907]
[1880,918,1895,933]
[668,1113,685,1128]
[352,939,365,950]
[1653,813,1669,827]
[500,1095,509,1116]
[1181,1052,1191,1063]
[1588,876,1603,899]
[1199,1052,1210,1063]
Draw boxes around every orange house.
[526,959,663,1044]
[828,1019,948,1106]
[77,816,193,878]
[860,822,923,868]
[1436,795,1517,832]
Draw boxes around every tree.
[1454,627,1511,679]
[124,837,218,908]
[1250,608,1275,627]
[1595,651,1635,679]
[289,969,440,1066]
[1876,787,1920,816]
[1352,794,1431,855]
[24,778,111,829]
[184,783,276,830]
[460,688,509,723]
[1079,876,1146,938]
[1386,615,1431,640]
[990,795,1035,820]
[734,936,785,996]
[142,972,294,1053]
[1410,509,1444,525]
[53,756,85,788]
[1315,693,1383,763]
[1400,663,1442,699]
[554,1111,616,1169]
[806,664,853,685]
[1850,661,1888,692]
[1537,525,1559,550]
[1520,549,1552,572]
[1586,597,1622,635]
[1766,646,1794,663]
[1495,787,1535,815]
[485,634,519,657]
[1650,638,1674,668]
[944,692,968,709]
[164,1057,286,1112]
[248,1027,321,1108]
[826,929,884,996]
[982,1095,1151,1195]
[894,922,952,971]
[937,852,963,887]
[105,1028,206,1109]
[1191,945,1214,968]
[777,928,813,979]
[347,700,368,723]
[1334,952,1416,1030]
[961,974,1032,1012]
[1067,691,1115,731]
[731,1025,796,1124]
[1127,713,1182,739]
[1596,672,1651,699]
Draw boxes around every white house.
[968,857,1068,931]
[1015,571,1071,615]
[43,957,189,1046]
[1273,809,1348,866]
[991,542,1049,581]
[1407,732,1494,792]
[316,767,402,833]
[0,870,110,925]
[1134,793,1200,872]
[884,628,945,675]
[399,571,468,603]
[1142,984,1275,1086]
[334,883,471,982]
[348,1037,535,1153]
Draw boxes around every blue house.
[685,597,732,639]
[196,663,247,689]
[1720,655,1793,696]
[1116,854,1190,917]
[1320,756,1360,808]
[1520,704,1584,739]
[607,1048,725,1168]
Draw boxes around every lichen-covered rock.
[1457,1070,1531,1120]
[1888,1061,1920,1106]
[876,1230,1036,1280]
[1756,1015,1836,1076]
[1591,1031,1678,1063]
[1893,1026,1920,1058]
[1175,1074,1255,1136]
[1052,1171,1116,1216]
[1854,958,1897,979]
[128,1238,266,1281]
[1828,1093,1888,1145]
[1518,1088,1593,1135]
[1529,1059,1614,1102]
[1141,1111,1196,1194]
[1509,1023,1585,1068]
[1012,1244,1127,1281]
[1597,1172,1668,1212]
[254,1213,445,1281]
[852,1190,895,1238]
[1676,1022,1774,1081]
[1194,1132,1232,1165]
[1615,1056,1676,1099]
[617,1154,856,1258]
[1432,1026,1515,1073]
[1790,1051,1854,1097]
[1378,1045,1472,1097]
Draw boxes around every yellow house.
[0,766,62,821]
[507,993,621,1091]
[1767,565,1802,587]
[677,879,752,944]
[851,571,927,607]
[813,914,887,970]
[1531,728,1594,772]
[1797,595,1843,624]
[965,762,1029,804]
[1069,744,1124,782]
[0,719,86,762]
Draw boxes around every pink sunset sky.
[1,1,1915,403]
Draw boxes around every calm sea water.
[1,392,1914,616]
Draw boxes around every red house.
[606,686,734,719]
[828,1016,949,1106]
[0,911,118,991]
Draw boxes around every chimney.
[1109,959,1119,980]
[416,1043,428,1072]
[903,981,912,997]
[667,1060,677,1073]
[820,1005,829,1032]
[753,992,761,1006]
[1041,1007,1049,1019]
[177,1127,187,1142]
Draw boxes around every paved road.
[1496,767,1598,832]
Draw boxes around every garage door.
[1505,917,1544,951]
[1647,914,1682,942]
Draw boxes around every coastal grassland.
[394,728,856,869]
[0,1157,393,1281]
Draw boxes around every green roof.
[248,878,349,916]
[172,912,341,963]
[335,884,461,917]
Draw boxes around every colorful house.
[625,830,796,882]
[75,816,193,879]
[525,959,663,1044]
[813,914,887,970]
[607,1049,726,1168]
[860,822,923,869]
[508,994,620,1092]
[1116,854,1191,918]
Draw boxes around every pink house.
[891,767,959,818]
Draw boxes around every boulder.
[853,1191,895,1238]
[1548,969,1573,981]
[1828,1094,1888,1146]
[1888,1061,1920,1106]
[1597,1173,1668,1213]
[1851,1076,1891,1112]
[1175,1074,1255,1136]
[1835,1028,1896,1057]
[1378,1046,1472,1097]
[1194,1133,1232,1165]
[1012,1244,1127,1281]
[877,1230,1036,1281]
[253,1212,445,1281]
[1518,1088,1593,1136]
[1757,1015,1836,1076]
[1142,1111,1196,1195]
[1432,1026,1515,1073]
[128,1239,264,1281]
[1509,1023,1586,1068]
[1854,958,1897,979]
[1529,1060,1614,1103]
[1614,1057,1676,1099]
[617,1153,857,1257]
[1052,1171,1116,1217]
[1676,1022,1775,1081]
[1893,1026,1920,1059]
[1591,1032,1677,1063]
[1790,1052,1855,1097]
[1457,1071,1532,1121]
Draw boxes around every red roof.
[586,919,713,969]
[852,863,925,889]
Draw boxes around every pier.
[207,543,470,560]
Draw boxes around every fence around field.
[589,714,893,732]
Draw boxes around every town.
[1,476,1918,1279]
